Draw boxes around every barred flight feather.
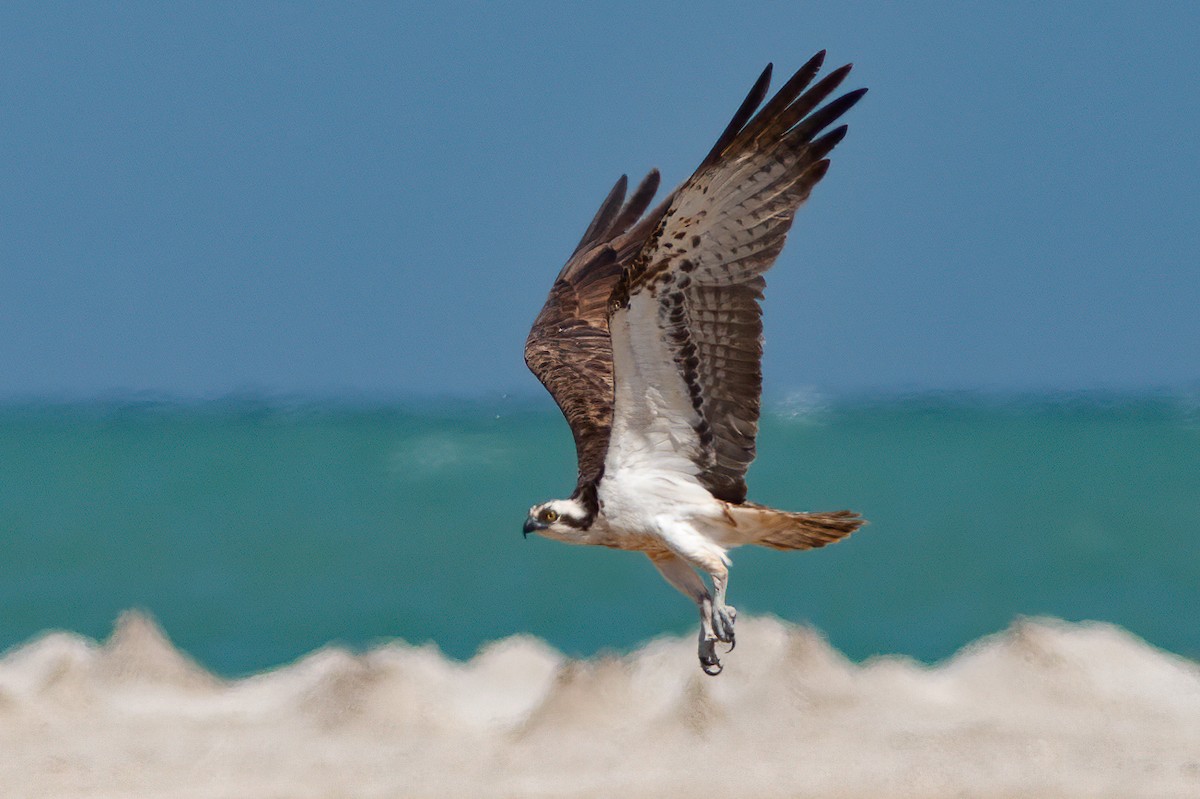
[526,54,865,507]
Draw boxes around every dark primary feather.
[524,170,665,496]
[616,56,866,503]
[700,63,774,168]
[570,175,628,258]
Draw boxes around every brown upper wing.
[524,171,666,491]
[613,53,866,502]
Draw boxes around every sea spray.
[1,611,1197,798]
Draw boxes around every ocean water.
[1,393,1197,676]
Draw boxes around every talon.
[698,636,723,676]
[712,604,737,644]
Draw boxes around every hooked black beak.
[523,518,541,537]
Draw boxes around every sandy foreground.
[1,612,1197,798]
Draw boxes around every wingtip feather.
[612,169,663,235]
[809,124,849,161]
[572,174,630,255]
[701,63,774,167]
[793,87,868,140]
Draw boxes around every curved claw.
[698,636,723,676]
[712,604,737,645]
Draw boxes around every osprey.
[523,53,867,675]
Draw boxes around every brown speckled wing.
[525,171,666,493]
[614,54,866,503]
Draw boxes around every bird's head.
[523,498,589,542]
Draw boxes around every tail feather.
[726,503,865,551]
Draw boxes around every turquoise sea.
[1,393,1197,676]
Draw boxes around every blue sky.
[2,2,1196,399]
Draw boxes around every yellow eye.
[541,509,559,523]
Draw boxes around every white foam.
[1,611,1197,797]
[388,431,513,474]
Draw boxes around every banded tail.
[726,503,865,550]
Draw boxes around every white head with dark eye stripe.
[523,498,589,541]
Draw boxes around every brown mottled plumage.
[524,171,668,502]
[528,52,865,506]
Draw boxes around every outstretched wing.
[607,53,865,503]
[525,170,667,492]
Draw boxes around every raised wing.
[608,53,865,503]
[525,170,666,493]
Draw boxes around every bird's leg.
[656,516,738,650]
[651,516,738,673]
[647,552,723,675]
[707,563,737,647]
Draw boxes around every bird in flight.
[523,52,867,675]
